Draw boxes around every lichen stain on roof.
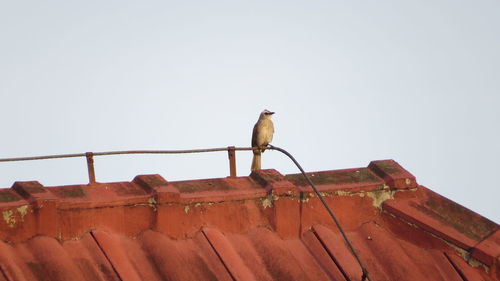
[0,159,498,281]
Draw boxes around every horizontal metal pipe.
[0,147,255,163]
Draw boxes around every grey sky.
[1,1,499,223]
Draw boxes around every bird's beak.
[268,112,275,115]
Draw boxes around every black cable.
[268,145,372,281]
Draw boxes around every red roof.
[0,159,498,281]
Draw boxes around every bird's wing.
[251,122,260,147]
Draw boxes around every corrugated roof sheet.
[0,159,498,281]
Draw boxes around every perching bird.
[251,109,275,171]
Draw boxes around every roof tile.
[383,186,497,250]
[383,197,479,249]
[445,252,494,281]
[0,159,498,281]
[202,227,257,281]
[472,229,500,266]
[368,159,417,189]
[310,224,363,280]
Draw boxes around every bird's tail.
[251,149,262,172]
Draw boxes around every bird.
[251,109,275,171]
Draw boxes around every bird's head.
[260,109,275,119]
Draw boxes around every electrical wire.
[268,145,372,281]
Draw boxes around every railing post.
[227,146,236,177]
[86,152,96,184]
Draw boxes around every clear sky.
[1,1,499,223]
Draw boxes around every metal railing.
[0,146,254,184]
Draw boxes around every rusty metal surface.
[227,146,237,178]
[85,152,96,184]
[0,147,255,184]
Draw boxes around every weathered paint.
[17,205,29,218]
[366,189,395,208]
[1,206,29,228]
[2,210,15,227]
[262,197,273,209]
